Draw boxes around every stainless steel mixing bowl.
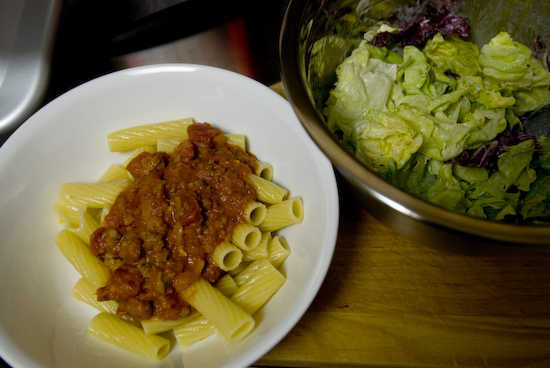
[279,0,550,252]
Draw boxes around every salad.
[313,0,550,224]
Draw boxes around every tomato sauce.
[90,123,258,324]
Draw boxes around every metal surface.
[279,0,550,251]
[0,0,61,145]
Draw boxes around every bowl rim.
[279,0,550,245]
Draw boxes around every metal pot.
[279,0,550,252]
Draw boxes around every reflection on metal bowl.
[279,0,550,252]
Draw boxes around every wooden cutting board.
[257,83,550,368]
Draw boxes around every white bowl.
[0,64,339,368]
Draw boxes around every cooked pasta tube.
[258,197,304,232]
[179,278,255,341]
[54,195,85,228]
[230,223,262,251]
[255,161,273,181]
[215,274,239,298]
[89,313,170,361]
[55,230,109,289]
[58,181,130,209]
[225,134,246,151]
[173,313,215,348]
[211,242,243,272]
[230,259,285,315]
[242,232,271,262]
[233,260,264,287]
[244,200,267,227]
[97,164,131,183]
[268,236,291,269]
[99,204,111,227]
[247,174,288,204]
[228,261,250,278]
[72,278,118,315]
[107,118,194,152]
[141,315,193,335]
[66,208,99,246]
[156,135,188,154]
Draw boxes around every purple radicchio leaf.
[457,140,498,168]
[370,31,401,47]
[430,11,470,37]
[532,37,549,71]
[368,0,470,47]
[495,123,541,156]
[457,124,541,168]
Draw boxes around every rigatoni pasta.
[241,232,271,262]
[66,208,99,245]
[72,278,118,315]
[179,278,255,341]
[54,118,304,361]
[55,230,109,290]
[255,161,274,181]
[268,236,291,269]
[173,314,215,348]
[211,242,243,272]
[225,134,246,151]
[107,117,194,151]
[141,315,191,335]
[230,223,262,251]
[215,274,239,298]
[230,260,285,315]
[244,200,267,227]
[259,197,305,232]
[97,164,132,183]
[247,173,289,204]
[89,313,171,361]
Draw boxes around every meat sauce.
[90,123,258,324]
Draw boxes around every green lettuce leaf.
[463,108,508,149]
[354,108,423,174]
[423,33,481,76]
[496,139,538,190]
[324,42,399,142]
[518,137,550,221]
[480,32,550,93]
[519,174,550,220]
[533,137,550,174]
[479,32,533,87]
[425,162,471,212]
[510,87,550,116]
[396,46,432,95]
[361,42,403,64]
[394,153,438,199]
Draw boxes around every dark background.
[47,0,288,102]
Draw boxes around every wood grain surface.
[258,83,550,368]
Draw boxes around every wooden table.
[256,84,550,368]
